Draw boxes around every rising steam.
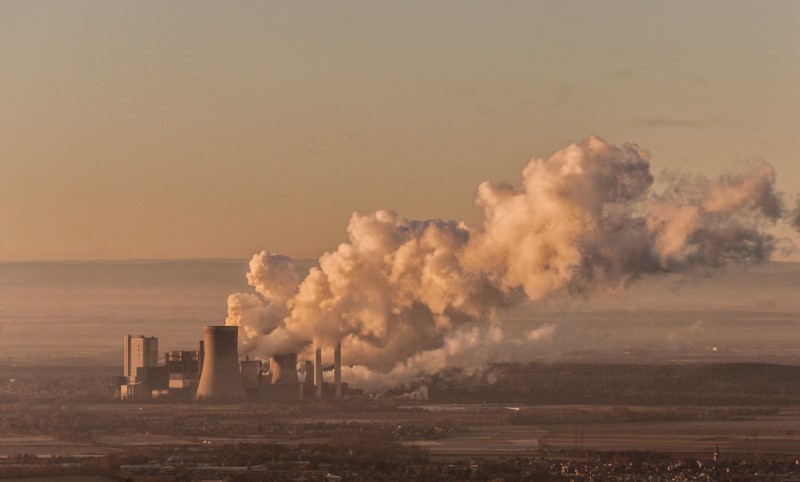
[226,136,792,389]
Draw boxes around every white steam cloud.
[226,136,792,389]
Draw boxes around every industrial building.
[120,335,163,400]
[123,335,158,382]
[118,327,361,402]
[165,347,203,398]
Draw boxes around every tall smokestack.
[195,326,246,402]
[314,346,322,399]
[304,360,314,385]
[334,342,341,399]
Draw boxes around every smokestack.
[195,326,246,402]
[314,346,322,399]
[269,353,299,384]
[304,360,314,386]
[334,342,341,399]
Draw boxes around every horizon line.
[0,257,320,264]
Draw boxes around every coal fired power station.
[195,325,246,401]
[119,325,359,402]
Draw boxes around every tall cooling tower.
[195,326,246,401]
[270,353,299,384]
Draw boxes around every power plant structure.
[270,353,299,384]
[314,346,323,399]
[265,352,302,400]
[195,326,246,402]
[240,357,261,396]
[307,342,344,400]
[118,327,359,402]
[334,342,342,399]
[165,346,203,398]
[120,335,166,400]
[123,335,158,383]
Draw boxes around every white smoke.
[225,252,297,355]
[226,136,791,389]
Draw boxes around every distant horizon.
[0,256,312,264]
[3,257,799,265]
[1,257,799,370]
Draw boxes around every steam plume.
[226,136,789,389]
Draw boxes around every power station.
[118,327,359,401]
[195,326,247,401]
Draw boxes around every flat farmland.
[3,400,800,461]
[405,425,546,458]
[0,433,115,456]
[540,414,800,456]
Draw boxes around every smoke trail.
[226,136,789,388]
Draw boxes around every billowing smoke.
[226,136,790,389]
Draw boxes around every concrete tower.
[314,346,323,399]
[123,335,158,383]
[270,353,299,384]
[334,342,342,398]
[195,326,246,402]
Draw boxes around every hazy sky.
[1,1,798,261]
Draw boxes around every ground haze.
[0,260,797,366]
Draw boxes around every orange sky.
[1,1,799,260]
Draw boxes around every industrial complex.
[118,326,360,401]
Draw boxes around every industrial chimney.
[195,326,246,402]
[304,360,314,385]
[334,342,342,399]
[270,353,299,384]
[314,346,323,399]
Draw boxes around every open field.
[406,425,545,458]
[1,390,800,479]
[0,433,114,457]
[2,402,800,459]
[398,407,800,458]
[540,416,800,456]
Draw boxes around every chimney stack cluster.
[312,342,343,399]
[121,325,355,402]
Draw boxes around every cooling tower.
[270,353,299,384]
[195,326,246,402]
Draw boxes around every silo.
[195,326,246,402]
[270,353,299,384]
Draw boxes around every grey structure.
[334,342,342,399]
[314,346,323,399]
[123,335,158,383]
[270,353,299,385]
[195,326,246,402]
